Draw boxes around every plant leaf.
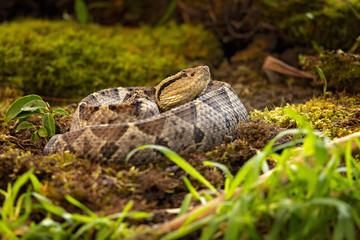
[42,113,55,136]
[21,99,47,112]
[31,131,39,142]
[53,108,70,117]
[14,110,42,122]
[75,0,89,25]
[37,127,48,138]
[5,95,42,123]
[15,121,35,133]
[65,195,97,218]
[32,192,68,217]
[127,145,218,195]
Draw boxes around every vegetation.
[250,93,360,139]
[262,0,360,50]
[5,94,69,142]
[301,50,360,93]
[1,1,360,239]
[157,111,360,239]
[1,113,359,239]
[0,168,151,239]
[0,19,222,99]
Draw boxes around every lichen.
[0,19,222,99]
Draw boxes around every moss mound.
[0,19,222,99]
[250,93,360,139]
[262,0,360,50]
[302,50,360,93]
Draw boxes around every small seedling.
[316,67,328,95]
[4,94,69,141]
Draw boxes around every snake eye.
[181,71,187,77]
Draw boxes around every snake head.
[155,65,211,111]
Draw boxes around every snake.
[44,66,248,165]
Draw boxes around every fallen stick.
[262,55,314,79]
[155,132,360,234]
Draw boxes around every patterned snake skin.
[44,66,248,165]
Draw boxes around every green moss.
[301,50,360,92]
[261,0,360,50]
[0,19,222,99]
[250,93,360,138]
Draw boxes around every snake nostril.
[191,72,195,77]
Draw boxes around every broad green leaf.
[14,109,42,122]
[31,131,39,142]
[37,127,48,138]
[5,94,42,123]
[53,108,70,117]
[42,113,55,136]
[21,99,47,112]
[75,0,89,25]
[15,121,35,133]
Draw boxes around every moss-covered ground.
[1,13,360,238]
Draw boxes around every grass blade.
[0,221,19,240]
[183,176,206,204]
[178,194,192,216]
[127,145,218,195]
[65,195,97,218]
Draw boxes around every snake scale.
[44,66,248,165]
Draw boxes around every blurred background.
[1,0,360,110]
[2,0,359,58]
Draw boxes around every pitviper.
[44,66,248,164]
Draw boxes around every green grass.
[0,168,152,239]
[159,110,360,240]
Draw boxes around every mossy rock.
[250,93,360,139]
[261,0,360,50]
[301,50,360,93]
[0,19,222,99]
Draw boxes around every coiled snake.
[44,66,248,164]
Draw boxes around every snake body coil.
[44,66,248,164]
